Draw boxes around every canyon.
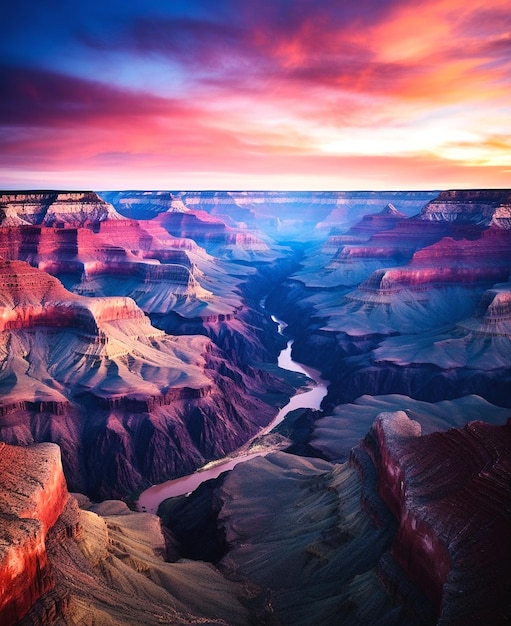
[0,188,510,624]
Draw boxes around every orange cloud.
[1,1,510,189]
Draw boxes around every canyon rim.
[0,189,510,625]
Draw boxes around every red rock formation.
[0,191,123,227]
[363,411,511,623]
[420,189,511,228]
[0,259,152,333]
[154,209,269,253]
[359,230,511,294]
[0,442,70,624]
[0,214,215,316]
[324,209,453,282]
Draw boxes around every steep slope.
[0,442,253,625]
[0,191,124,226]
[163,413,511,625]
[0,442,72,624]
[363,411,511,624]
[165,451,403,626]
[0,260,281,498]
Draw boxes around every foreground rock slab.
[0,442,253,625]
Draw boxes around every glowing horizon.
[1,1,510,191]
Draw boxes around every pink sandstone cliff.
[363,411,511,623]
[0,443,70,624]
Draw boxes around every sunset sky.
[1,0,510,190]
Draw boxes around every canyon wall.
[0,192,298,499]
[101,190,438,240]
[362,411,511,624]
[0,191,124,226]
[0,442,71,624]
[0,443,259,625]
[162,410,510,625]
[269,189,511,408]
[161,409,511,624]
[1,187,511,624]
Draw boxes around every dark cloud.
[0,65,187,126]
[70,0,399,81]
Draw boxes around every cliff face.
[420,189,511,228]
[0,191,124,227]
[0,258,285,498]
[153,210,272,261]
[0,442,70,624]
[0,443,258,625]
[0,221,215,317]
[362,230,511,293]
[162,412,511,625]
[363,411,511,623]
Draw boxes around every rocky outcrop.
[0,191,123,227]
[419,189,511,228]
[0,443,257,625]
[0,259,287,498]
[153,210,272,260]
[0,259,154,334]
[361,230,511,294]
[362,411,511,623]
[0,442,71,624]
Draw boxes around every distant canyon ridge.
[0,188,510,625]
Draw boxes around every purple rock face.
[1,188,510,624]
[365,413,511,623]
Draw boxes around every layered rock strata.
[0,259,282,498]
[0,443,256,625]
[0,442,71,624]
[420,188,511,228]
[101,190,438,240]
[362,411,511,624]
[0,191,123,226]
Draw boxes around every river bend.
[137,316,328,513]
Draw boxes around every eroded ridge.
[363,411,511,623]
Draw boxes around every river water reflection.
[137,316,328,513]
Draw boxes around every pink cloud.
[1,1,510,189]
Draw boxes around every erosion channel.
[138,314,328,513]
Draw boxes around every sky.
[1,0,510,190]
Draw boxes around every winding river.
[137,316,328,513]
